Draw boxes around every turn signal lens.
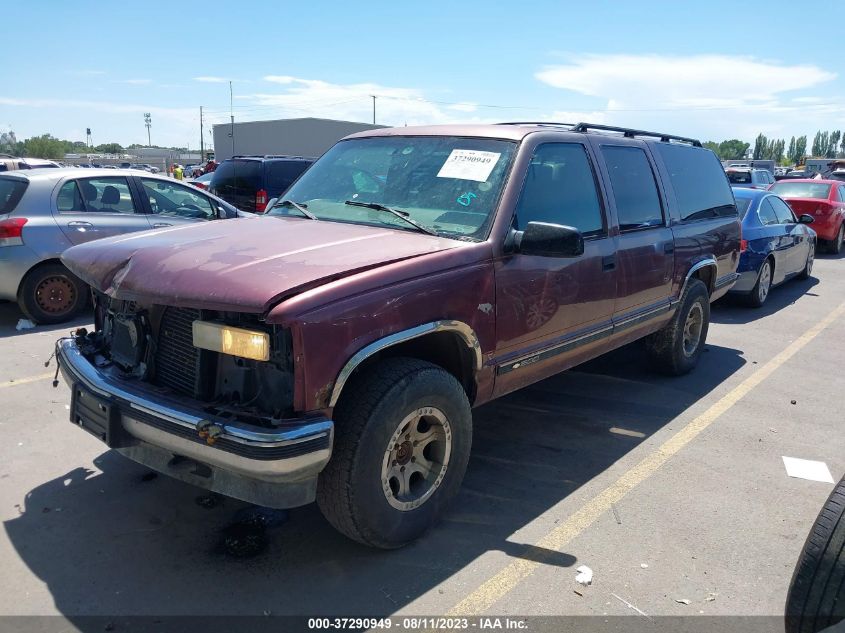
[192,321,270,361]
[740,238,748,253]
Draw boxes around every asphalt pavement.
[0,250,842,624]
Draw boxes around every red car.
[769,179,845,253]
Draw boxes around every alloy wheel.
[381,407,452,511]
[757,261,772,304]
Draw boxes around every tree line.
[0,131,186,159]
[704,130,845,165]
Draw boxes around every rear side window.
[656,144,737,221]
[266,161,311,196]
[758,199,779,226]
[600,145,663,230]
[211,160,262,195]
[735,197,752,218]
[57,181,85,212]
[0,178,27,214]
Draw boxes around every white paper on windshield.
[437,150,501,182]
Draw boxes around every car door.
[493,141,616,396]
[591,142,674,324]
[136,177,218,227]
[769,194,807,276]
[53,175,152,245]
[757,197,791,283]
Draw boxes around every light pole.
[144,113,152,146]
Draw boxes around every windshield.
[270,136,517,240]
[769,182,831,199]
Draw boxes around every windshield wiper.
[276,199,317,220]
[344,200,438,236]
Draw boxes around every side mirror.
[515,221,584,257]
[264,197,279,213]
[798,214,815,224]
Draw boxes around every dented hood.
[61,216,460,313]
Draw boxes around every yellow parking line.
[0,372,54,389]
[449,301,845,616]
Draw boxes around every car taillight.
[740,238,748,253]
[255,189,268,213]
[0,217,27,246]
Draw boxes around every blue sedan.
[730,188,817,307]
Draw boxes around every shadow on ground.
[0,302,93,340]
[4,341,745,617]
[712,276,819,325]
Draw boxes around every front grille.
[154,307,200,396]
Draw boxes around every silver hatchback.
[0,168,242,324]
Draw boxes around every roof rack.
[497,121,702,147]
[570,123,701,147]
[230,154,313,160]
[496,122,576,128]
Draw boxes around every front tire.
[18,263,87,325]
[798,243,815,280]
[645,278,710,376]
[317,358,472,548]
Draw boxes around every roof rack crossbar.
[570,122,701,147]
[495,122,576,128]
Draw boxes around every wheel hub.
[35,276,76,314]
[381,407,452,512]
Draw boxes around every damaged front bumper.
[56,337,334,508]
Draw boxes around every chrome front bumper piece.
[56,337,334,508]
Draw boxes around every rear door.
[53,175,152,245]
[592,141,674,322]
[136,178,219,228]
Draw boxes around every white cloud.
[535,54,842,140]
[194,76,229,83]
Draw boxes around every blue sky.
[3,0,845,149]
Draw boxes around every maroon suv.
[56,123,740,548]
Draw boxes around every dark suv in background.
[209,155,313,213]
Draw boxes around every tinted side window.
[770,196,796,224]
[266,161,311,196]
[211,160,261,195]
[655,144,737,221]
[839,186,845,201]
[600,146,663,230]
[514,143,605,236]
[758,199,779,226]
[0,178,27,213]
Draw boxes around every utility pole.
[371,95,376,124]
[229,81,235,157]
[144,113,152,146]
[199,106,204,161]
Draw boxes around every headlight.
[192,321,270,361]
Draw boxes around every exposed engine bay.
[78,292,295,427]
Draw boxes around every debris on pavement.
[233,506,289,529]
[675,598,691,605]
[640,563,649,569]
[782,456,834,483]
[611,593,649,617]
[705,593,717,602]
[575,565,593,586]
[611,503,622,524]
[574,589,583,597]
[790,400,797,405]
[15,319,35,331]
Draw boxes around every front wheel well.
[16,258,66,298]
[339,332,478,406]
[689,264,716,296]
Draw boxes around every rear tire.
[785,476,845,633]
[798,243,815,280]
[743,258,773,308]
[18,263,87,325]
[317,358,472,549]
[829,224,844,254]
[645,278,709,376]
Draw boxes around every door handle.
[663,242,675,254]
[152,222,172,228]
[602,255,616,271]
[67,221,93,228]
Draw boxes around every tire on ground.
[742,257,773,308]
[798,243,814,281]
[18,263,87,325]
[785,476,845,633]
[645,277,710,376]
[317,357,472,549]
